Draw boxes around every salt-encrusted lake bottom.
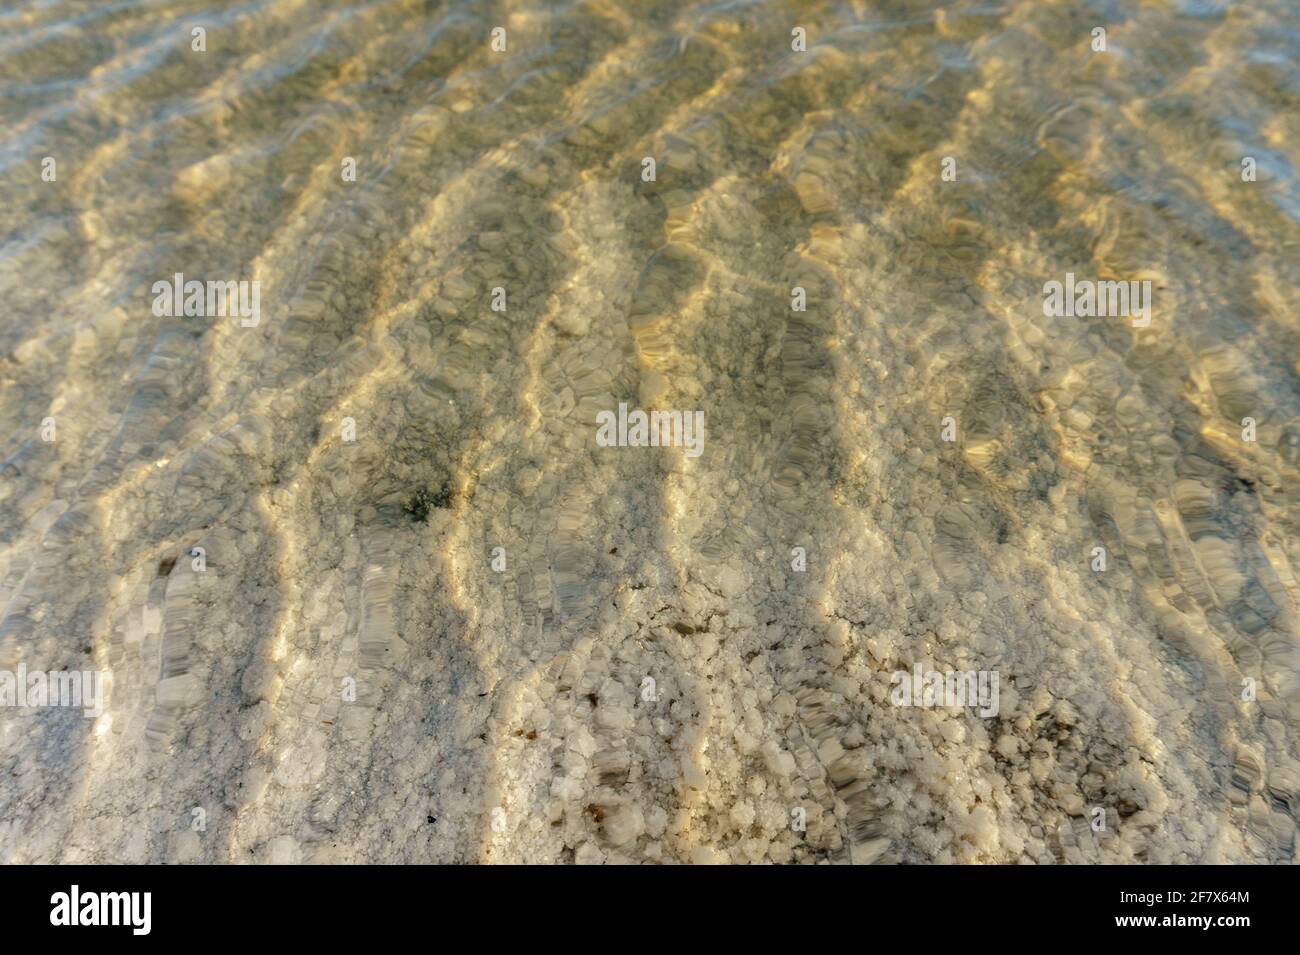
[0,0,1297,863]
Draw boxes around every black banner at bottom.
[0,863,1278,941]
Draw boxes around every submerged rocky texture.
[0,0,1297,863]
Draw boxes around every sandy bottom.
[0,0,1298,863]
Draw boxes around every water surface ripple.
[0,0,1297,863]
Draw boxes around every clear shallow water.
[0,0,1297,863]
